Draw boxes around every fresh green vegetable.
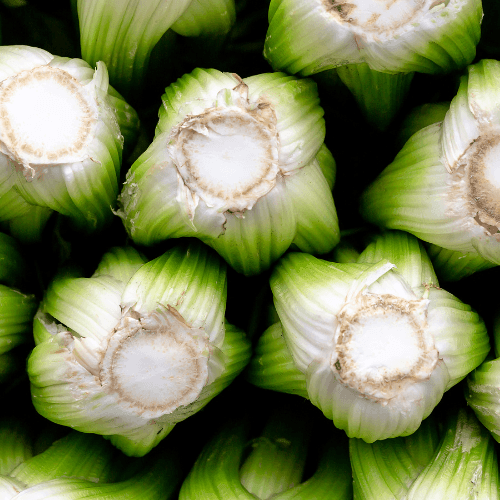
[249,231,490,441]
[405,409,499,499]
[466,309,500,444]
[425,243,498,282]
[387,99,497,281]
[0,205,53,244]
[77,0,236,97]
[361,60,500,274]
[0,417,182,499]
[28,243,251,456]
[265,0,481,76]
[350,415,441,499]
[314,64,415,130]
[0,45,139,237]
[264,0,481,129]
[397,102,450,148]
[351,408,500,499]
[179,395,352,499]
[118,68,339,275]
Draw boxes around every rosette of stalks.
[0,45,139,241]
[350,407,500,499]
[0,231,38,383]
[392,100,498,281]
[0,415,182,499]
[179,392,352,499]
[117,68,339,276]
[264,0,481,130]
[247,230,490,441]
[27,242,251,456]
[76,0,236,98]
[361,60,500,279]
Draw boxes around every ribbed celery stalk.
[336,63,414,130]
[361,60,500,274]
[466,310,500,444]
[425,244,498,282]
[28,243,251,456]
[377,97,497,282]
[0,418,182,499]
[77,0,235,98]
[392,100,498,281]
[0,205,53,244]
[266,0,482,74]
[179,395,352,499]
[397,102,450,148]
[406,409,499,499]
[246,322,308,399]
[0,418,34,476]
[118,69,339,275]
[350,415,440,499]
[250,230,489,441]
[0,45,139,237]
[264,0,481,130]
[351,408,500,499]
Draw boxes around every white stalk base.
[332,293,437,402]
[168,82,280,214]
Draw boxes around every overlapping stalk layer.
[118,68,339,275]
[28,243,251,456]
[361,60,500,276]
[0,45,139,238]
[248,231,490,441]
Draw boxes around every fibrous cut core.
[170,87,280,213]
[466,133,500,233]
[333,293,437,402]
[100,306,209,418]
[0,65,97,174]
[324,0,442,36]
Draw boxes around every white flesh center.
[172,105,279,213]
[327,0,438,34]
[334,294,437,401]
[100,307,209,418]
[112,330,203,406]
[347,314,422,374]
[0,66,96,168]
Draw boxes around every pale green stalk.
[253,230,489,441]
[361,60,500,272]
[28,243,251,456]
[118,68,339,275]
[264,0,481,129]
[0,46,139,235]
[179,396,352,499]
[0,424,182,500]
[406,409,500,499]
[78,0,235,98]
[467,310,500,444]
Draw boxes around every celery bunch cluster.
[0,0,499,498]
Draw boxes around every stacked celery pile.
[0,0,500,498]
